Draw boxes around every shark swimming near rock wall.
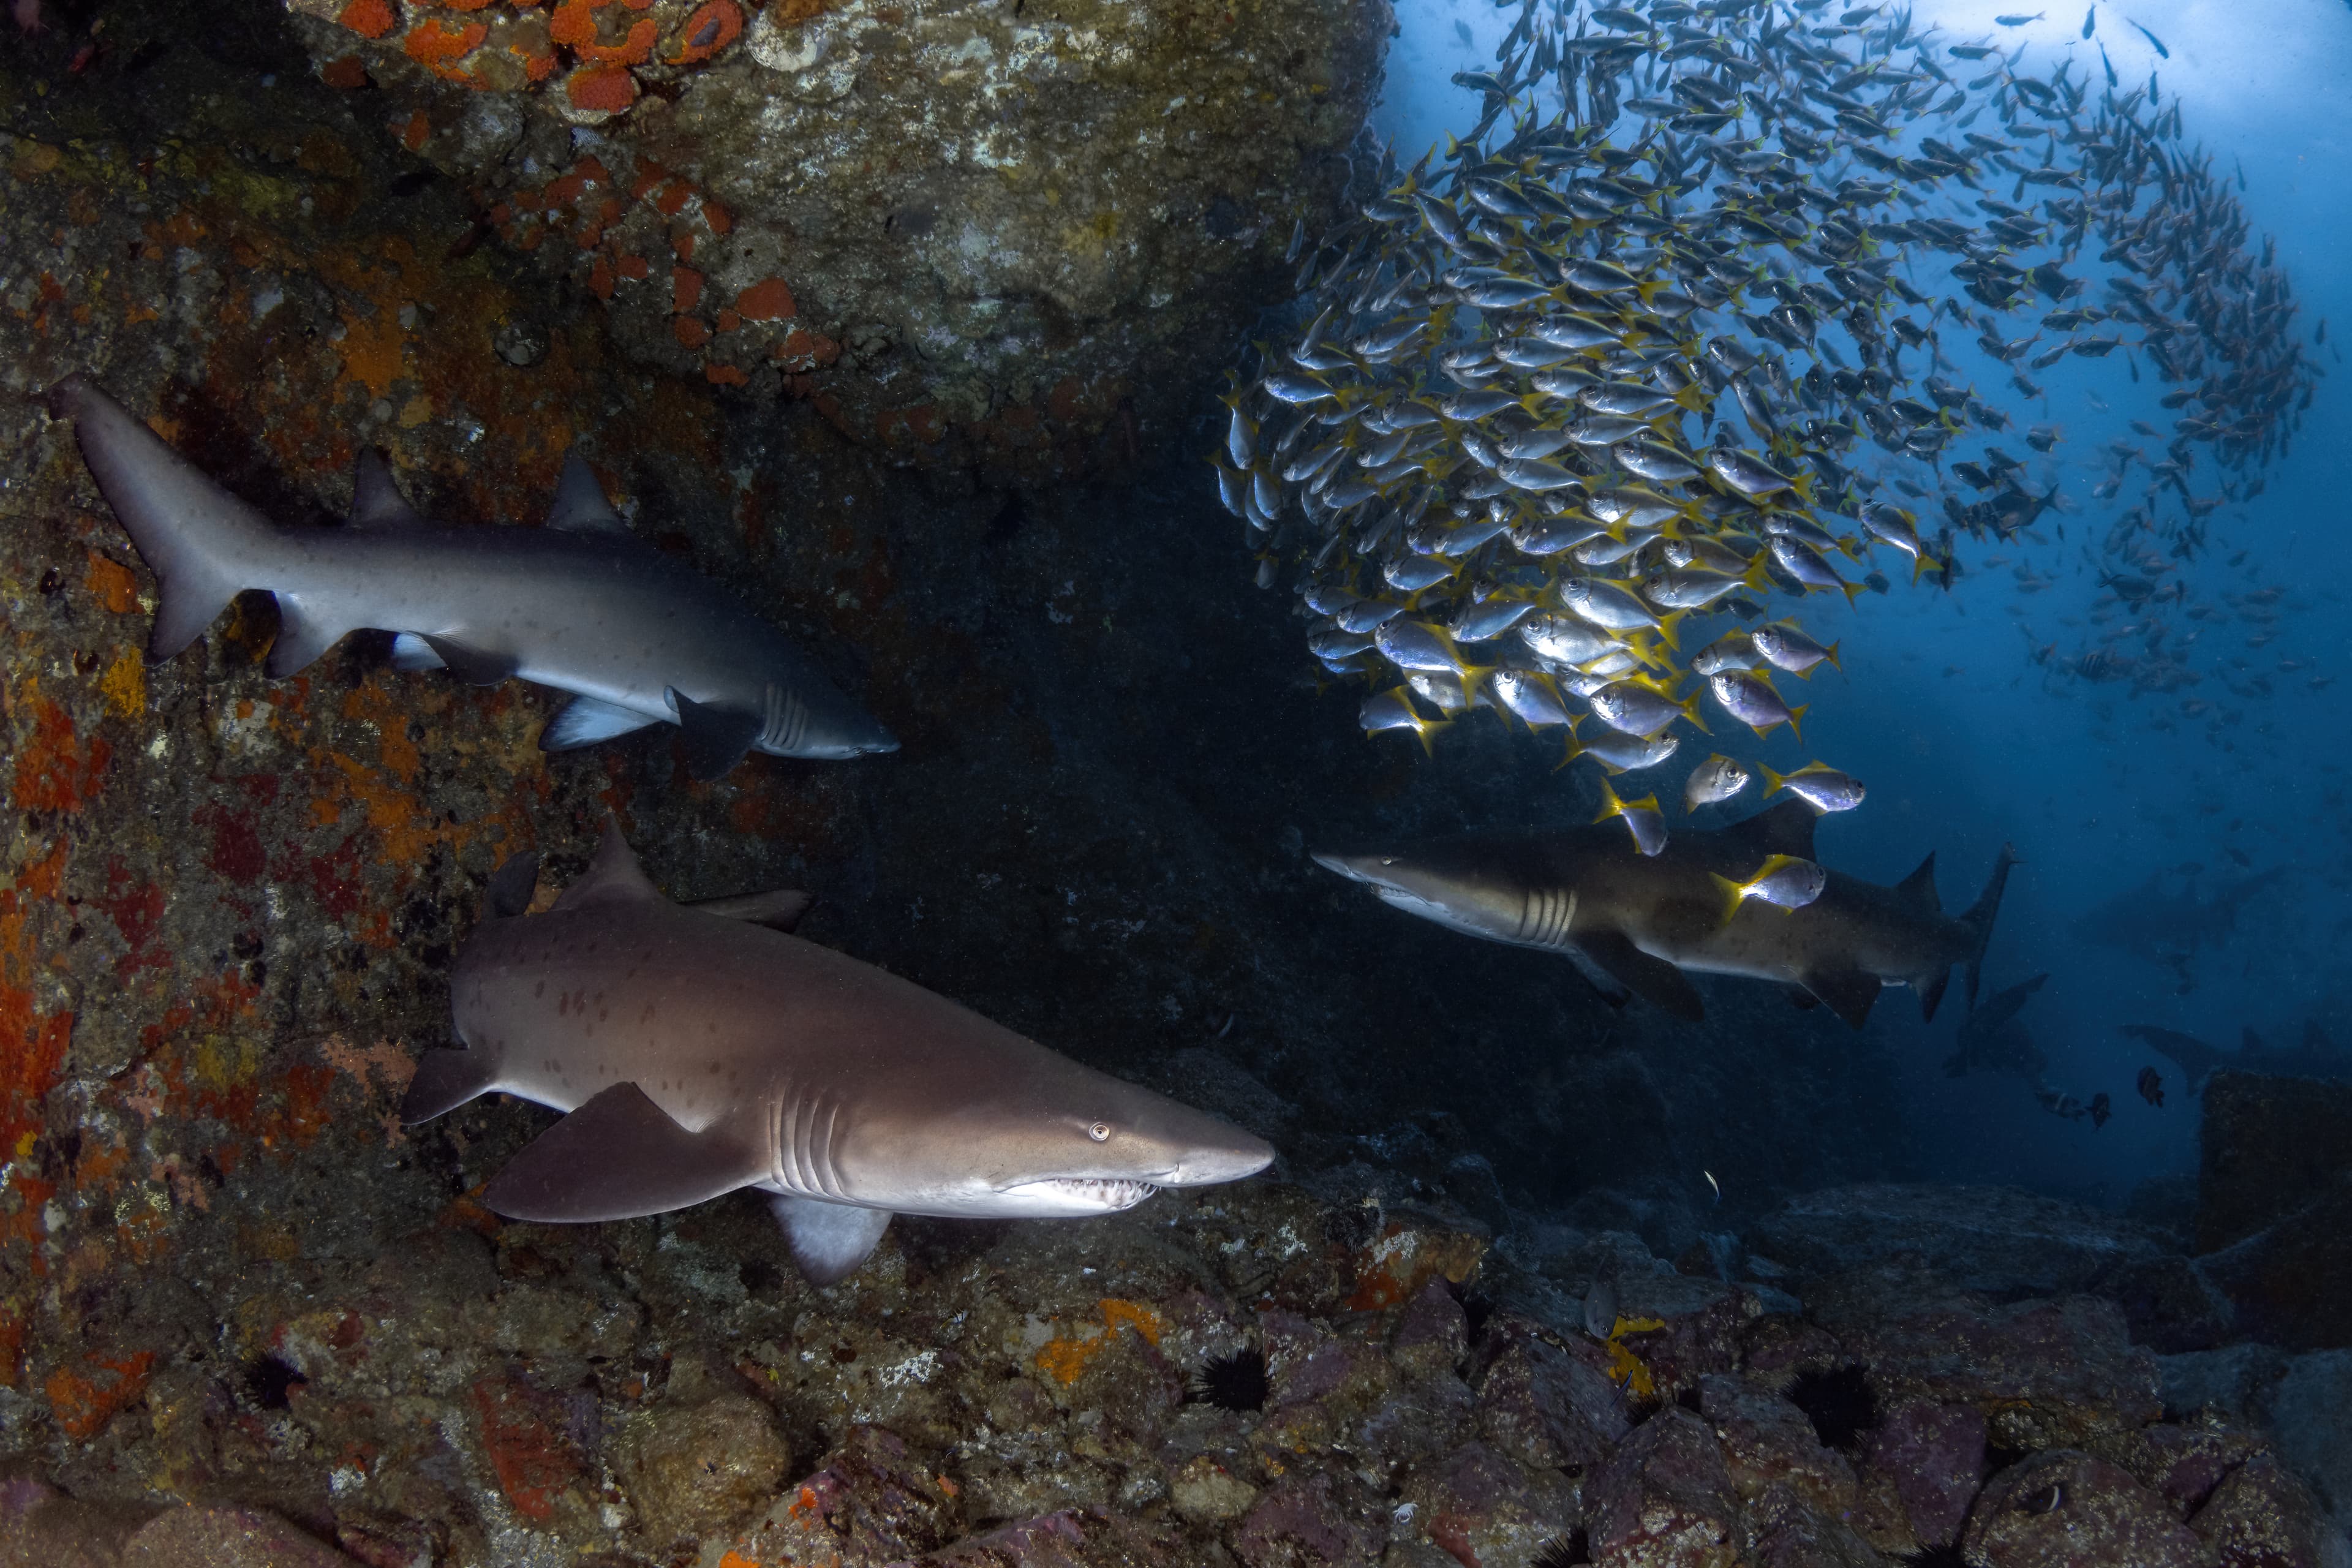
[45,374,897,778]
[402,827,1275,1283]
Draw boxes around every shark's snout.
[1311,850,1395,887]
[1164,1132,1276,1186]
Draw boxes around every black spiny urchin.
[1532,1531,1591,1567]
[1189,1348,1268,1412]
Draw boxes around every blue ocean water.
[1356,0,2352,1206]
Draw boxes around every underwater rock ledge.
[281,0,1393,472]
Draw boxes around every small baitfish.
[47,375,898,780]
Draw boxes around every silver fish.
[1683,752,1752,810]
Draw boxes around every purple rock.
[1962,1450,2206,1568]
[1857,1397,1986,1549]
[2188,1451,2332,1568]
[1230,1472,1388,1568]
[1472,1314,1631,1474]
[1585,1408,1746,1567]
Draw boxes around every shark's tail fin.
[1956,843,2021,1015]
[47,375,281,663]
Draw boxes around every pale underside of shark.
[47,374,896,778]
[401,829,1275,1283]
[1314,799,2016,1028]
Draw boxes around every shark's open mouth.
[999,1177,1161,1211]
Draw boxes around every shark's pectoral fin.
[420,634,521,687]
[1787,987,1820,1011]
[687,889,815,932]
[1571,930,1706,1021]
[1801,967,1882,1030]
[767,1194,892,1286]
[1559,944,1633,1009]
[668,688,763,780]
[542,695,659,751]
[483,1083,765,1224]
[402,1047,500,1123]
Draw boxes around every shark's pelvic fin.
[668,688,763,780]
[419,635,519,686]
[543,695,658,751]
[554,823,665,911]
[767,1194,894,1286]
[686,889,814,932]
[547,451,630,535]
[484,1083,767,1224]
[389,631,446,672]
[350,450,423,530]
[401,1047,500,1123]
[1802,966,1882,1029]
[1573,929,1706,1021]
[485,852,542,920]
[265,595,352,677]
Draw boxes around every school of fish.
[1213,0,2318,855]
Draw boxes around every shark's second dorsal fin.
[351,450,423,530]
[548,451,630,535]
[553,823,664,912]
[1724,798,1817,861]
[1896,853,1940,913]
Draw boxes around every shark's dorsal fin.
[547,451,630,535]
[482,1083,767,1223]
[1722,798,1817,861]
[668,689,763,780]
[351,450,424,529]
[767,1194,893,1286]
[553,823,665,911]
[1896,853,1940,913]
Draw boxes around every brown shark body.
[402,830,1274,1282]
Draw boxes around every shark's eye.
[1087,1121,1112,1142]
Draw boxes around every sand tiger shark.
[1313,800,2016,1028]
[402,828,1275,1283]
[45,375,895,778]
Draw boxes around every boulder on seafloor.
[280,0,1391,472]
[2193,1072,2352,1350]
[1746,1180,2234,1351]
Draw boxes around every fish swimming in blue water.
[46,374,897,778]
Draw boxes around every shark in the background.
[1313,801,2015,1028]
[402,828,1274,1283]
[45,374,897,778]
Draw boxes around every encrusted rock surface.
[2193,1072,2352,1351]
[278,0,1391,470]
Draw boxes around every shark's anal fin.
[1572,930,1706,1021]
[767,1194,893,1286]
[401,1047,499,1123]
[1801,967,1883,1030]
[483,1083,765,1224]
[687,889,814,932]
[420,634,521,687]
[668,688,763,780]
[543,695,658,752]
